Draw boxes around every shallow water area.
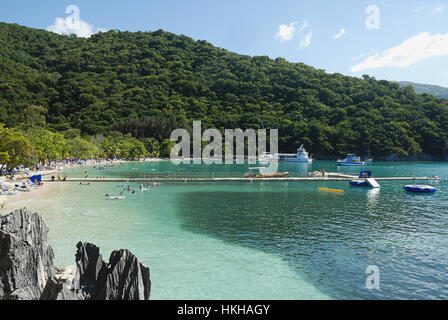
[4,160,448,299]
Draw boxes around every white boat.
[258,145,312,163]
[258,152,279,162]
[279,145,313,163]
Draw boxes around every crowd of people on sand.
[0,158,155,205]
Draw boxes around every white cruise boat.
[258,145,312,163]
[258,152,279,162]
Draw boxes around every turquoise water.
[11,161,448,299]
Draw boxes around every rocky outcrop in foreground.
[0,209,151,300]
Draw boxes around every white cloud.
[434,6,444,13]
[275,22,297,41]
[298,21,309,32]
[350,32,448,73]
[333,29,346,39]
[299,31,312,48]
[47,5,104,38]
[276,20,312,48]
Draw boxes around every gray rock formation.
[0,208,151,300]
[75,242,151,300]
[0,208,55,300]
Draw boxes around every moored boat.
[258,145,312,163]
[337,154,367,166]
[278,145,312,163]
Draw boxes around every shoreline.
[0,158,167,211]
[0,182,62,214]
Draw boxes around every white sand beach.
[0,180,65,214]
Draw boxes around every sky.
[1,0,448,87]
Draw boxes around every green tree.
[142,137,160,156]
[160,139,175,157]
[22,105,48,128]
[0,124,33,169]
[25,128,67,163]
[66,136,99,160]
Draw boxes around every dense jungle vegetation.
[1,22,448,165]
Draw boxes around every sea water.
[7,161,448,299]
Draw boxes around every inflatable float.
[349,179,370,187]
[403,185,436,194]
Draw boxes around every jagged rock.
[40,266,86,300]
[0,208,55,300]
[73,242,106,298]
[75,242,151,300]
[40,276,86,300]
[0,208,151,300]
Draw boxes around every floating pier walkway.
[42,172,434,183]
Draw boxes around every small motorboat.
[404,185,436,193]
[336,154,367,166]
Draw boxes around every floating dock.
[41,173,434,183]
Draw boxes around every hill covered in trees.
[399,81,448,99]
[1,22,448,161]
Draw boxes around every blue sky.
[1,0,447,87]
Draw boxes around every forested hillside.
[399,81,448,99]
[1,22,448,160]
